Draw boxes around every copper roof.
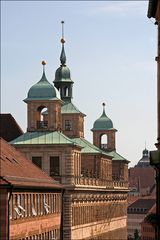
[0,138,62,189]
[0,113,23,142]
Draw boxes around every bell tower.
[91,103,117,151]
[53,21,86,138]
[24,61,63,132]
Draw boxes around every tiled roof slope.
[0,113,23,142]
[0,138,62,189]
[128,198,156,210]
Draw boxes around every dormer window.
[65,120,72,131]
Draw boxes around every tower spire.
[102,102,106,113]
[102,102,107,117]
[60,21,66,66]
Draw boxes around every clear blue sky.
[1,1,157,167]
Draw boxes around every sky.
[1,1,157,167]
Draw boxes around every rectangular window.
[50,156,60,176]
[32,156,42,169]
[65,120,72,131]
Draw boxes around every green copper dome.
[55,66,73,82]
[92,104,113,130]
[24,66,60,102]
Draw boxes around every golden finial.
[42,60,46,65]
[41,60,46,73]
[61,38,65,44]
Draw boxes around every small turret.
[92,103,117,151]
[24,61,62,132]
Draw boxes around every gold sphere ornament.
[42,60,46,65]
[61,38,65,44]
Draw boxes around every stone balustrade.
[73,176,128,189]
[10,192,61,220]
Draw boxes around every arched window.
[100,134,108,149]
[37,106,48,129]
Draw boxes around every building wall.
[128,213,145,238]
[81,154,112,180]
[62,113,84,138]
[0,187,9,240]
[15,145,81,185]
[14,143,128,240]
[71,192,128,240]
[112,161,128,182]
[141,222,155,240]
[128,167,155,196]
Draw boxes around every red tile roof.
[0,114,24,142]
[0,138,62,189]
[128,198,156,209]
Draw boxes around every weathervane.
[61,20,65,44]
[102,102,106,112]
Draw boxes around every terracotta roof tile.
[0,138,62,189]
[0,114,23,142]
[128,198,156,210]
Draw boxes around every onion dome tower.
[136,146,150,167]
[91,103,117,151]
[53,21,74,103]
[24,61,63,132]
